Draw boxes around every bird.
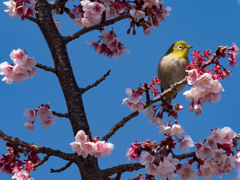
[157,40,193,103]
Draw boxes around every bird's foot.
[170,84,177,91]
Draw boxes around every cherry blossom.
[178,163,198,180]
[140,151,155,166]
[179,135,194,152]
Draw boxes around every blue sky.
[1,0,240,180]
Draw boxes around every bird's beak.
[186,46,193,49]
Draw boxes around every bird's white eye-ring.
[178,45,183,50]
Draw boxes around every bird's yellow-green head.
[166,40,193,58]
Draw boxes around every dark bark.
[35,0,102,179]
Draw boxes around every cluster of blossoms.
[0,146,40,180]
[87,29,130,59]
[0,48,38,85]
[23,104,56,131]
[183,44,238,115]
[127,126,239,180]
[122,77,161,113]
[70,130,114,158]
[3,0,37,19]
[195,127,238,179]
[183,69,224,116]
[69,0,171,31]
[68,0,171,58]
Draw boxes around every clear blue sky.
[1,1,240,180]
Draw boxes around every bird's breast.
[157,54,189,91]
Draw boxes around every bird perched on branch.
[157,40,193,103]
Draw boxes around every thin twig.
[102,111,139,142]
[144,82,150,104]
[52,111,69,118]
[0,130,76,162]
[64,14,131,43]
[81,70,111,94]
[50,161,73,173]
[36,63,56,73]
[27,16,39,24]
[115,172,122,180]
[101,163,144,179]
[33,155,50,168]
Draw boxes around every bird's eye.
[178,45,183,50]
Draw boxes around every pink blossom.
[88,2,105,18]
[186,69,199,85]
[197,146,213,159]
[12,170,30,180]
[10,49,28,66]
[179,135,194,152]
[159,124,171,135]
[27,4,37,16]
[2,76,14,84]
[209,80,224,93]
[170,124,186,137]
[146,164,158,176]
[149,116,163,126]
[53,18,61,30]
[92,141,106,158]
[163,7,172,17]
[157,160,176,178]
[195,73,213,92]
[3,0,17,18]
[27,68,38,79]
[73,17,84,28]
[23,121,34,131]
[81,17,91,27]
[21,57,37,70]
[23,109,37,122]
[101,29,115,44]
[194,103,202,113]
[143,26,151,35]
[82,142,97,155]
[178,163,198,180]
[103,142,114,156]
[200,160,218,179]
[209,92,222,103]
[205,135,217,150]
[16,5,28,18]
[219,155,237,174]
[125,88,142,104]
[130,9,145,22]
[70,141,83,155]
[0,62,14,77]
[122,98,144,112]
[81,0,91,12]
[142,0,159,8]
[218,127,236,144]
[106,7,117,19]
[75,130,87,143]
[87,41,101,53]
[37,107,53,120]
[140,151,155,166]
[163,153,179,166]
[143,105,155,117]
[39,116,55,129]
[212,149,227,163]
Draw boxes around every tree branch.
[0,130,76,162]
[36,63,56,73]
[50,161,73,173]
[102,111,139,142]
[64,14,131,44]
[80,70,111,94]
[52,111,69,118]
[27,16,39,24]
[33,155,50,168]
[49,0,68,9]
[101,163,144,179]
